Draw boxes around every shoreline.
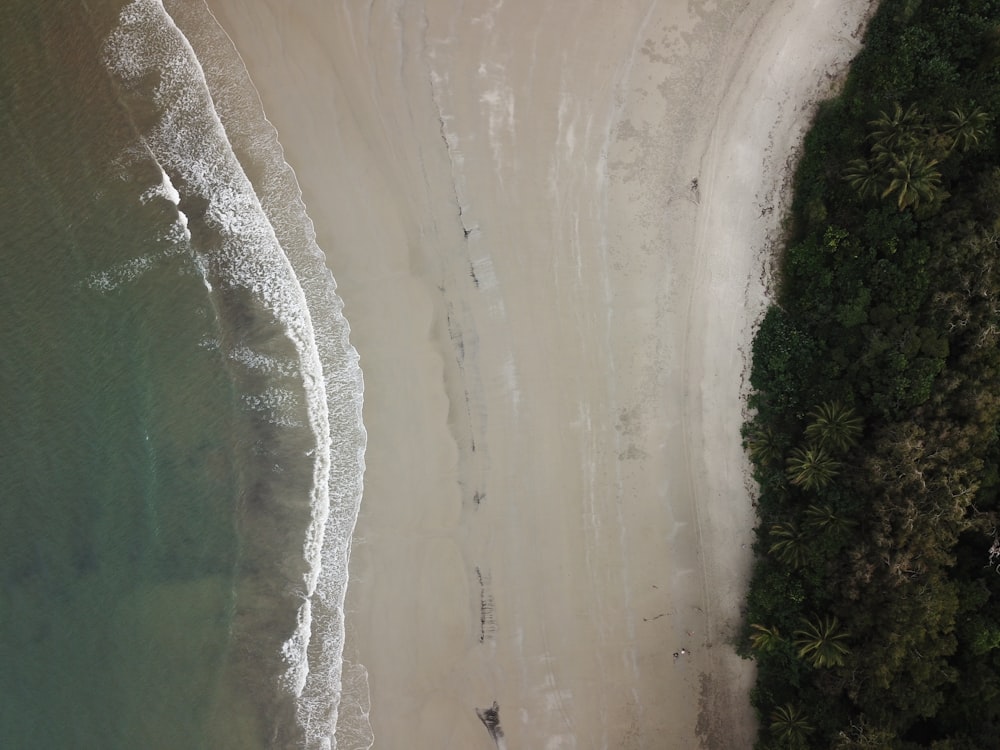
[160,2,369,745]
[199,0,875,747]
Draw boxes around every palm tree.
[746,424,783,467]
[769,522,810,568]
[749,623,784,653]
[942,106,991,154]
[804,401,864,453]
[785,445,842,490]
[868,102,926,152]
[880,150,942,210]
[843,158,882,201]
[803,503,858,534]
[769,703,814,746]
[793,614,851,668]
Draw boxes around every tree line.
[740,0,1000,747]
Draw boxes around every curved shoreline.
[200,0,875,747]
[159,1,369,746]
[680,1,875,741]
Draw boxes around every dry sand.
[202,0,874,747]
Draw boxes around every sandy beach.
[201,0,874,747]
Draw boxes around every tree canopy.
[740,0,1000,746]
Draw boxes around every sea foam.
[103,2,368,748]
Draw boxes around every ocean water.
[0,2,367,748]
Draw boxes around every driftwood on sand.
[476,702,504,748]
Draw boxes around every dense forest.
[740,0,1000,747]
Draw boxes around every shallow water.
[0,2,366,748]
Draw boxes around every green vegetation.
[741,0,1000,746]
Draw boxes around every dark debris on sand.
[476,701,504,746]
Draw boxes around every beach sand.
[201,0,874,747]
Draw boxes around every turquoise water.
[0,2,367,748]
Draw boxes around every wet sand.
[202,0,873,747]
